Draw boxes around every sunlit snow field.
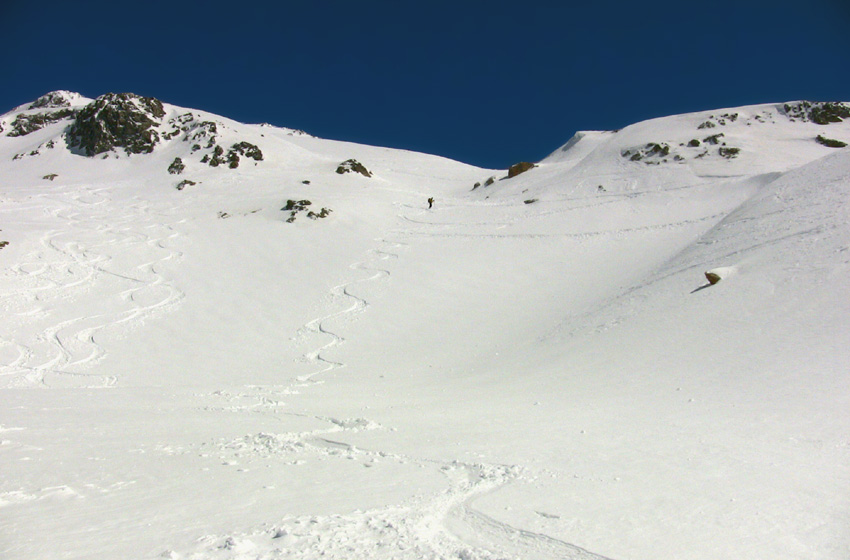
[1,94,848,559]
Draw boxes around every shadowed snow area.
[1,94,848,559]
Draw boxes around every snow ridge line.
[402,211,728,240]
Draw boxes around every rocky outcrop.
[783,101,850,125]
[282,199,332,222]
[226,141,263,168]
[28,91,79,110]
[508,161,536,178]
[201,142,263,168]
[66,93,166,156]
[621,142,671,162]
[336,159,372,177]
[184,120,218,148]
[816,135,848,148]
[202,146,225,166]
[697,112,738,129]
[168,157,185,174]
[6,109,76,137]
[624,134,742,165]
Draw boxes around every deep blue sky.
[2,0,849,169]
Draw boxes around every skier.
[427,197,434,209]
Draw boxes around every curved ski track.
[0,184,185,388]
[292,242,400,385]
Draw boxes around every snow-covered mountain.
[1,92,848,560]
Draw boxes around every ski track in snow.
[176,203,616,560]
[291,240,399,385]
[171,407,611,560]
[0,185,185,388]
[174,451,613,560]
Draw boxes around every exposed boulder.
[703,133,725,145]
[307,208,332,220]
[66,92,166,156]
[705,271,722,285]
[168,157,185,174]
[508,161,536,178]
[176,179,196,191]
[336,159,372,177]
[43,173,58,181]
[816,135,848,148]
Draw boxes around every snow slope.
[1,93,848,560]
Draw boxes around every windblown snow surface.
[1,94,849,560]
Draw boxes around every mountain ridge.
[4,92,849,178]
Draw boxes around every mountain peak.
[28,90,86,110]
[66,92,167,156]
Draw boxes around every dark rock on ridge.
[7,109,76,137]
[508,161,536,178]
[783,101,850,125]
[336,159,372,177]
[29,91,75,109]
[66,93,166,156]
